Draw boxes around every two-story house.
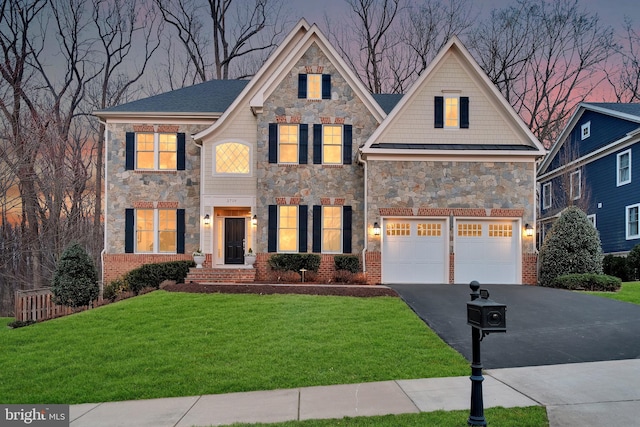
[538,103,640,255]
[96,20,545,286]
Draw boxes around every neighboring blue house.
[537,103,640,255]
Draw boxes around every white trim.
[277,205,299,253]
[581,121,591,140]
[570,169,581,200]
[587,214,596,228]
[134,208,178,254]
[542,182,552,209]
[321,206,343,254]
[443,95,460,129]
[617,149,632,186]
[626,203,640,240]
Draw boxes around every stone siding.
[255,42,380,255]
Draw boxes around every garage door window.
[418,223,442,236]
[387,223,410,236]
[458,223,482,237]
[489,224,513,237]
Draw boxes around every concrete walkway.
[70,359,640,427]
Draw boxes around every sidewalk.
[70,359,640,427]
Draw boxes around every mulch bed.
[161,281,398,297]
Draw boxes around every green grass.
[587,281,640,305]
[0,291,469,404]
[220,406,548,427]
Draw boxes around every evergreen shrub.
[334,255,360,273]
[267,254,321,272]
[551,273,621,292]
[125,260,195,294]
[51,242,99,308]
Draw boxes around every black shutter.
[299,124,308,164]
[343,125,352,165]
[321,74,331,99]
[343,206,352,254]
[313,124,322,164]
[460,97,469,128]
[268,123,277,163]
[125,209,134,253]
[312,205,322,253]
[434,96,444,128]
[176,209,185,253]
[177,133,186,170]
[298,205,308,252]
[268,205,277,252]
[125,132,135,170]
[298,74,307,98]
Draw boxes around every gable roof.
[193,20,388,142]
[360,36,546,158]
[95,79,249,118]
[537,102,640,175]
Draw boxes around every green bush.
[51,242,99,308]
[267,254,321,272]
[125,260,195,294]
[603,255,633,282]
[103,277,130,301]
[551,273,621,292]
[334,255,360,273]
[538,206,603,287]
[627,244,640,280]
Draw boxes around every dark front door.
[225,218,245,264]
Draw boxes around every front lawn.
[587,281,640,305]
[0,291,469,404]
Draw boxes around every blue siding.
[548,111,639,171]
[540,107,640,254]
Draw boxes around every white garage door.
[382,219,448,284]
[455,220,519,284]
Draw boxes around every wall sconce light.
[203,214,211,226]
[252,215,257,226]
[524,223,533,237]
[373,222,381,236]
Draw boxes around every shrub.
[603,255,632,282]
[7,320,36,329]
[267,254,321,273]
[551,273,621,292]
[51,242,99,308]
[125,260,195,294]
[538,207,603,287]
[334,255,360,273]
[266,270,302,283]
[627,244,640,280]
[103,277,130,301]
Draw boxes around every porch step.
[186,267,256,283]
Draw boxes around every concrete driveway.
[390,283,640,369]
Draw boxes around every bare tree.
[468,0,615,147]
[153,0,287,86]
[606,18,640,103]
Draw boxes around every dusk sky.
[289,0,639,30]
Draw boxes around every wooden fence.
[14,288,99,322]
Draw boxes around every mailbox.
[467,289,506,333]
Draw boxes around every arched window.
[214,142,251,175]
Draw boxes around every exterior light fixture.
[524,223,533,237]
[203,214,211,226]
[252,215,257,226]
[373,222,381,236]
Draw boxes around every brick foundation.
[522,252,538,285]
[103,253,193,283]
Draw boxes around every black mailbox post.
[466,281,507,427]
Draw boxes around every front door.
[224,218,245,264]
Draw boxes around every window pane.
[158,134,177,170]
[322,206,341,252]
[278,205,298,252]
[136,133,154,169]
[619,153,630,183]
[445,97,459,127]
[629,207,639,237]
[323,125,342,164]
[158,210,176,252]
[307,74,321,99]
[136,209,154,252]
[215,142,250,174]
[279,124,298,163]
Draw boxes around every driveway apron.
[390,283,640,369]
